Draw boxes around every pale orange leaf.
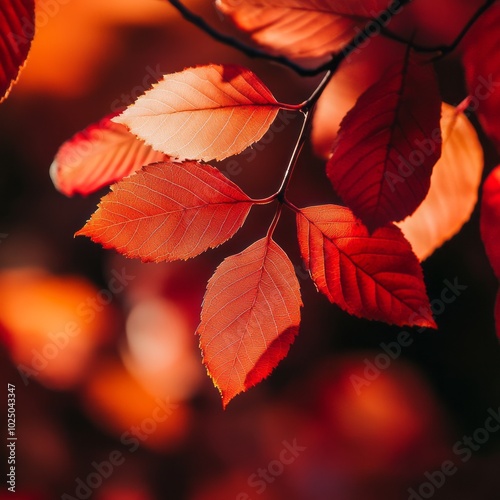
[397,103,484,260]
[114,64,286,161]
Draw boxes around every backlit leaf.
[198,236,302,407]
[50,114,168,196]
[398,103,484,260]
[296,204,436,328]
[327,51,442,229]
[0,0,34,103]
[461,4,500,152]
[216,0,391,59]
[114,64,285,161]
[76,161,254,262]
[480,165,500,279]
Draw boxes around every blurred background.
[1,1,500,499]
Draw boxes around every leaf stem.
[267,204,283,238]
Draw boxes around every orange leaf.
[461,4,500,152]
[50,114,168,196]
[296,205,436,328]
[198,236,302,407]
[397,103,484,260]
[114,64,284,161]
[0,0,35,103]
[76,161,254,262]
[327,51,442,229]
[216,0,391,59]
[480,165,500,279]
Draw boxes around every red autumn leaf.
[76,161,254,262]
[460,4,500,152]
[397,103,484,261]
[198,236,302,407]
[480,165,500,279]
[0,0,35,103]
[327,51,442,230]
[216,0,391,60]
[114,64,286,162]
[50,114,168,196]
[296,204,436,328]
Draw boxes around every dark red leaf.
[480,165,500,279]
[0,0,34,103]
[327,51,442,229]
[461,4,500,153]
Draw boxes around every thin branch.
[381,0,497,58]
[166,0,314,76]
[166,0,413,77]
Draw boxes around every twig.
[381,0,497,58]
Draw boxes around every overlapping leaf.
[480,165,500,279]
[461,4,500,152]
[76,161,254,262]
[115,64,285,162]
[198,236,302,407]
[216,0,391,59]
[327,51,442,229]
[0,0,35,103]
[398,103,484,260]
[296,204,436,328]
[50,114,168,196]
